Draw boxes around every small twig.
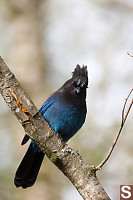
[127,52,133,57]
[122,89,133,125]
[96,89,133,170]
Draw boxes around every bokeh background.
[0,0,133,199]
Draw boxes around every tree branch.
[0,56,110,200]
[127,52,133,57]
[96,89,133,170]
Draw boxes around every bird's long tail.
[14,141,44,188]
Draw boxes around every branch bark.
[0,56,110,200]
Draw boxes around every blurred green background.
[0,0,133,199]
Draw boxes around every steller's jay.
[14,65,88,188]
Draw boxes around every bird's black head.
[72,65,88,95]
[60,65,88,99]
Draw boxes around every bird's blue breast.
[39,94,86,142]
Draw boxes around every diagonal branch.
[96,88,133,170]
[0,56,110,200]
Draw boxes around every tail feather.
[14,142,44,188]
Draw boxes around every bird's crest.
[72,65,88,93]
[72,65,88,79]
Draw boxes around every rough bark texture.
[0,57,110,200]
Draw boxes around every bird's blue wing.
[39,98,55,115]
[21,98,55,146]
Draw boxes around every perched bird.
[14,65,88,188]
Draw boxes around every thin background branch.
[96,88,133,170]
[127,52,133,57]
